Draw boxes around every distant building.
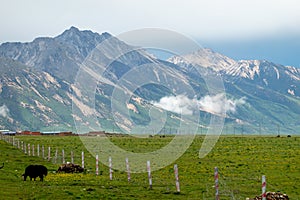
[1,131,16,136]
[78,131,107,136]
[19,131,74,136]
[31,131,42,135]
[41,131,60,135]
[21,131,41,135]
[58,132,73,136]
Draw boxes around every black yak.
[22,165,48,181]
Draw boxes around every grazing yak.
[57,163,84,173]
[0,163,4,169]
[22,165,48,181]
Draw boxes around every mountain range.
[1,26,300,134]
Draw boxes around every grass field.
[0,134,299,199]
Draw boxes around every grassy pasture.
[0,134,299,199]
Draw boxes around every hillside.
[0,135,299,199]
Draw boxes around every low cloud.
[198,93,246,115]
[0,104,10,118]
[152,93,246,116]
[152,95,198,115]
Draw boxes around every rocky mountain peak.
[57,26,85,40]
[56,26,111,43]
[0,27,116,81]
[54,26,112,58]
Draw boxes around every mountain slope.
[0,57,74,130]
[169,50,300,98]
[1,27,300,134]
[0,27,203,132]
[169,50,300,134]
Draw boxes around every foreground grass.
[0,135,299,199]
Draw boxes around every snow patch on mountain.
[168,48,236,72]
[273,66,280,79]
[288,89,295,95]
[0,104,10,118]
[168,48,300,86]
[284,66,300,81]
[227,60,262,79]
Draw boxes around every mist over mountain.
[0,27,299,134]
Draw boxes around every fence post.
[42,145,45,158]
[96,155,99,175]
[48,146,51,161]
[37,144,40,157]
[71,151,74,164]
[147,161,152,189]
[81,151,84,169]
[125,158,130,182]
[28,143,31,156]
[262,175,266,200]
[54,148,58,164]
[174,164,180,192]
[109,156,113,180]
[214,167,219,200]
[28,144,31,155]
[62,149,65,164]
[32,144,35,156]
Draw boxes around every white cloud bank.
[0,104,10,118]
[152,95,198,115]
[153,94,246,116]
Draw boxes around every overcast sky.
[1,0,300,66]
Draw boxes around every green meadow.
[0,135,299,199]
